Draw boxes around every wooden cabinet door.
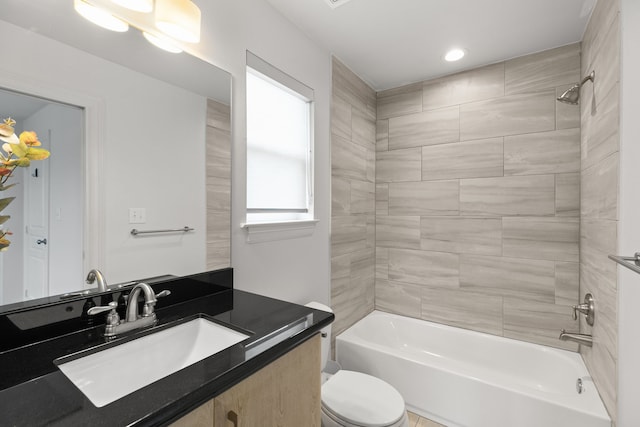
[214,335,321,427]
[169,399,214,427]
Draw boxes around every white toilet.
[306,302,409,427]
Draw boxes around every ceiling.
[266,0,597,91]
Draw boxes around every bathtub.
[335,311,610,427]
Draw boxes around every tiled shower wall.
[331,59,377,341]
[374,44,583,351]
[579,0,620,420]
[206,99,232,270]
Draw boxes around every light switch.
[129,208,146,224]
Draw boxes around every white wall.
[185,0,332,305]
[617,1,640,425]
[0,21,207,286]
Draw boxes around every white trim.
[246,51,314,101]
[0,69,106,291]
[241,219,319,243]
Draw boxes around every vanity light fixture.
[155,0,201,43]
[74,0,129,32]
[110,0,153,13]
[142,32,183,53]
[444,48,466,62]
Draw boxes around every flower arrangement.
[0,118,50,251]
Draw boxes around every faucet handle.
[87,301,117,316]
[155,290,171,299]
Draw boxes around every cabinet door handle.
[227,410,238,427]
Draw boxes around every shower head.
[557,71,595,105]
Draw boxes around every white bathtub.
[336,311,610,427]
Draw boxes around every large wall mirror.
[0,0,232,308]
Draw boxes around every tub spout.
[559,329,593,347]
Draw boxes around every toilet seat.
[321,370,407,427]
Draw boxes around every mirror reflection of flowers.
[0,118,50,251]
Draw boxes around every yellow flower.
[19,131,41,147]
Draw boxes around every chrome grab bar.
[130,226,194,236]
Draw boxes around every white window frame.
[242,52,317,243]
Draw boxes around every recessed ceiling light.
[74,0,129,32]
[444,48,466,62]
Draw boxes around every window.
[245,52,314,226]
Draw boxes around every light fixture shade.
[155,0,201,43]
[74,0,129,32]
[143,32,183,53]
[110,0,153,13]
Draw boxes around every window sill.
[241,219,319,244]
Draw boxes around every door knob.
[36,238,47,245]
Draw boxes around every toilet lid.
[322,370,405,427]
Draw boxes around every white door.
[23,130,50,300]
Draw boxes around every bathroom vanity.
[0,269,332,426]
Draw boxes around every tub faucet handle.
[572,293,595,326]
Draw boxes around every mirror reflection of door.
[0,88,83,304]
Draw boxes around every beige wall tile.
[206,177,231,211]
[460,255,555,303]
[376,216,421,250]
[206,127,231,180]
[332,176,351,216]
[503,299,579,350]
[589,16,620,105]
[377,83,423,119]
[332,58,376,120]
[389,180,459,216]
[502,217,579,262]
[376,119,389,152]
[505,43,581,94]
[375,247,389,280]
[582,0,619,71]
[376,183,389,216]
[332,215,368,257]
[421,287,503,336]
[421,217,502,256]
[352,109,376,148]
[351,180,375,214]
[556,173,580,217]
[389,106,459,150]
[556,262,580,306]
[504,128,580,175]
[332,134,368,181]
[581,152,618,220]
[581,83,619,170]
[331,95,352,140]
[206,99,231,131]
[422,63,505,111]
[389,248,459,288]
[375,280,422,318]
[460,90,556,140]
[460,175,555,216]
[422,138,503,181]
[376,147,422,182]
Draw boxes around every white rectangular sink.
[57,318,250,407]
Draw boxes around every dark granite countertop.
[0,285,333,427]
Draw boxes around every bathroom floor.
[408,411,447,427]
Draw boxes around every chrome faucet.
[559,330,593,347]
[87,283,171,339]
[86,269,108,292]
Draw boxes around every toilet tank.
[305,302,332,372]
